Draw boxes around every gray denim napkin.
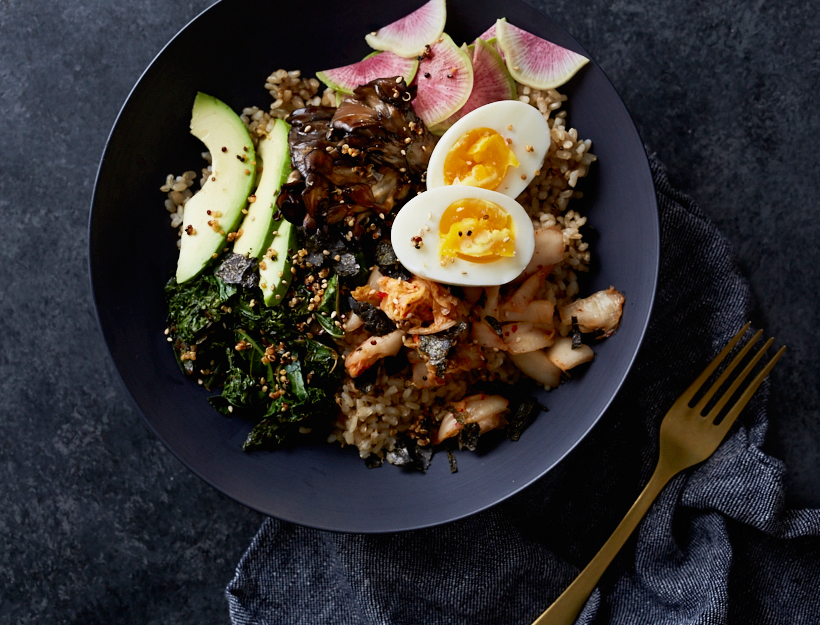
[225,153,820,624]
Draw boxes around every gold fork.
[532,323,785,625]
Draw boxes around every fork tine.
[706,336,773,418]
[679,322,750,403]
[713,345,785,435]
[694,329,763,412]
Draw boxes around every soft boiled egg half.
[391,185,535,287]
[426,100,551,199]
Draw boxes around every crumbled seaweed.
[446,448,458,473]
[387,440,412,466]
[507,396,544,441]
[418,335,452,377]
[334,252,361,277]
[458,423,480,451]
[365,454,383,469]
[374,239,399,265]
[571,316,583,349]
[374,239,412,280]
[418,321,468,377]
[357,303,395,336]
[302,229,343,268]
[484,315,503,337]
[351,361,380,394]
[414,444,433,471]
[387,437,433,472]
[379,262,412,281]
[215,253,259,288]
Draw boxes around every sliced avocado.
[176,93,256,283]
[232,119,291,259]
[259,220,296,307]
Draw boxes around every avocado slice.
[228,118,297,307]
[259,219,296,307]
[176,93,256,284]
[232,119,291,259]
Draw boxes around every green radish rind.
[430,38,517,135]
[412,33,473,128]
[495,18,589,90]
[317,51,419,95]
[365,0,447,58]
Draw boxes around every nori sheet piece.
[357,303,395,336]
[507,396,543,441]
[351,362,379,394]
[334,252,361,277]
[571,315,583,349]
[387,437,433,472]
[484,315,503,337]
[446,448,458,473]
[418,321,468,377]
[214,253,259,288]
[375,239,411,280]
[365,454,383,469]
[458,423,480,451]
[374,239,399,265]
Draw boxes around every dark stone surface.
[0,0,817,622]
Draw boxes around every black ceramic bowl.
[90,0,658,532]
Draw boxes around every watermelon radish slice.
[430,38,516,134]
[476,23,497,43]
[495,18,589,90]
[365,0,447,58]
[317,51,419,95]
[411,33,473,127]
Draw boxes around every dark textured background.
[0,0,817,622]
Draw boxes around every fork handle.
[531,463,677,625]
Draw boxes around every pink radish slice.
[476,23,497,42]
[430,38,516,134]
[411,33,473,127]
[495,18,589,90]
[317,51,419,95]
[473,23,503,61]
[365,0,447,58]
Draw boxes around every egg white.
[391,185,535,287]
[426,100,551,199]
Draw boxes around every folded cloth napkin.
[226,154,820,625]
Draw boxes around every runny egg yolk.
[442,127,520,191]
[438,198,516,264]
